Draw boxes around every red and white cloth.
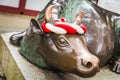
[41,18,87,34]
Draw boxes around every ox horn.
[74,11,83,25]
[45,5,55,22]
[45,4,67,34]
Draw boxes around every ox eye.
[57,37,69,47]
[59,38,66,44]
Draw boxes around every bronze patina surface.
[10,0,120,77]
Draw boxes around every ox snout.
[75,54,100,77]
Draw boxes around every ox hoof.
[10,31,26,46]
[109,57,120,74]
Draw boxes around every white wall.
[0,0,50,11]
[25,0,50,11]
[98,0,120,14]
[0,0,20,8]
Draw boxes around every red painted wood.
[0,5,20,14]
[23,9,39,16]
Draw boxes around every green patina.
[37,0,89,23]
[115,20,120,45]
[114,20,120,55]
[20,33,48,68]
[60,0,87,23]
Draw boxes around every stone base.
[0,32,120,80]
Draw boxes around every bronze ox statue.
[10,0,120,77]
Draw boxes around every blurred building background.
[0,0,120,34]
[0,0,50,16]
[98,0,120,14]
[0,0,50,34]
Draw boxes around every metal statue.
[10,0,120,77]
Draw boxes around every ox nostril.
[76,57,99,77]
[81,59,92,68]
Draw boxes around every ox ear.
[30,18,44,34]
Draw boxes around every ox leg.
[109,57,120,74]
[10,31,26,46]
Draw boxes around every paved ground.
[0,12,34,34]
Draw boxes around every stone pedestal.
[0,32,120,80]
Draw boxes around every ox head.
[30,18,100,77]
